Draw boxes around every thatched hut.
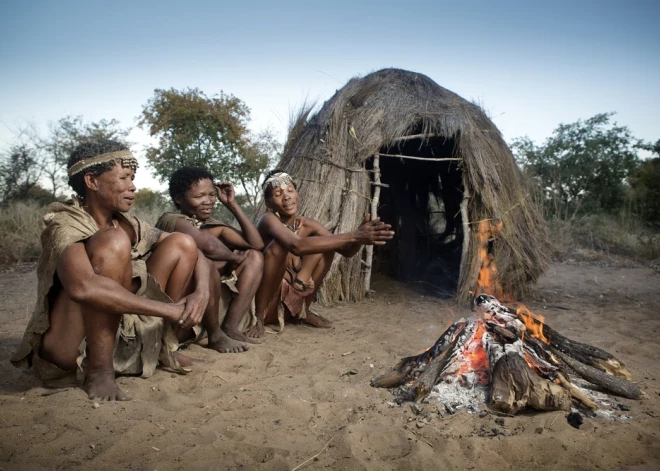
[271,68,549,304]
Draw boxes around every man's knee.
[86,228,131,265]
[165,232,198,259]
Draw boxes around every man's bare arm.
[56,242,183,322]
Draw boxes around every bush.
[0,201,45,265]
[549,213,660,263]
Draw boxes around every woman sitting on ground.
[156,166,264,346]
[245,170,395,338]
[12,140,216,401]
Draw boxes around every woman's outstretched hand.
[354,214,395,245]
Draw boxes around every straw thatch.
[267,68,549,305]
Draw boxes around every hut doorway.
[369,135,464,297]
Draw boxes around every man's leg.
[223,249,264,343]
[245,241,288,338]
[200,258,249,353]
[42,228,133,401]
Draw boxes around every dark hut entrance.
[368,135,464,298]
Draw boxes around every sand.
[1,263,659,470]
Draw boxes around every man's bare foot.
[223,326,263,345]
[244,319,265,338]
[302,311,333,329]
[207,329,250,353]
[83,370,130,401]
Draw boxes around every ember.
[372,295,642,415]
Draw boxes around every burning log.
[373,294,641,414]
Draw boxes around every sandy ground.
[1,263,659,471]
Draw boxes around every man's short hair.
[169,166,214,209]
[68,140,130,198]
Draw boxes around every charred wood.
[411,335,460,402]
[543,325,632,380]
[371,321,466,389]
[552,349,641,400]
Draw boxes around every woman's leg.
[200,258,249,353]
[223,249,264,343]
[245,240,288,338]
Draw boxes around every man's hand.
[353,214,395,246]
[227,250,248,272]
[174,288,210,330]
[215,182,236,207]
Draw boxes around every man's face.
[268,182,298,217]
[90,162,136,213]
[177,178,216,221]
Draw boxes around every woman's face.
[178,178,216,221]
[267,183,298,218]
[89,162,136,213]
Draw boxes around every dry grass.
[0,199,245,269]
[549,214,660,265]
[0,201,46,266]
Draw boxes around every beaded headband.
[262,172,294,193]
[67,150,138,176]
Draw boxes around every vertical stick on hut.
[364,154,380,296]
[458,187,471,300]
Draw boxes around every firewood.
[371,321,466,389]
[371,365,413,388]
[490,352,571,414]
[552,349,641,400]
[555,373,599,410]
[544,325,632,380]
[411,335,459,402]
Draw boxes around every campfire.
[373,221,642,415]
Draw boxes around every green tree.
[139,88,249,182]
[235,129,281,207]
[0,144,43,203]
[138,88,279,208]
[134,188,169,209]
[630,139,660,224]
[38,116,132,199]
[512,113,641,218]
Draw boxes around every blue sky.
[1,0,658,190]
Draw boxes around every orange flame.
[514,304,549,344]
[473,220,505,300]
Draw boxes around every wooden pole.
[377,153,461,162]
[391,133,437,142]
[364,154,381,296]
[458,187,471,301]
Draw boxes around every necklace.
[275,212,298,232]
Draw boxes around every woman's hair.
[169,166,214,208]
[68,139,130,197]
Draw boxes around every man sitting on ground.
[157,166,264,347]
[12,140,216,401]
[245,170,395,338]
